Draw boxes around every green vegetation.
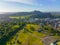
[9,15,30,19]
[0,15,60,45]
[5,23,46,45]
[0,19,26,45]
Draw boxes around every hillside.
[0,10,59,18]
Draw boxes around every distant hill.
[0,11,60,18]
[30,11,52,18]
[50,12,60,14]
[10,10,59,18]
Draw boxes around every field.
[6,23,46,45]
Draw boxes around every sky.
[0,0,60,12]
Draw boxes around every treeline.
[0,20,26,45]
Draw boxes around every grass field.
[9,15,31,19]
[6,24,46,45]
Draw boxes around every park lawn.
[12,25,19,29]
[25,24,46,37]
[27,35,43,45]
[33,31,46,38]
[17,30,29,44]
[17,30,44,45]
[25,24,42,33]
[9,16,20,19]
[26,24,41,30]
[6,30,44,45]
[6,24,44,45]
[9,15,30,19]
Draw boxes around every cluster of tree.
[0,19,26,45]
[40,25,60,36]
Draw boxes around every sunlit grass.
[9,15,30,19]
[6,24,45,45]
[12,25,19,29]
[17,30,29,44]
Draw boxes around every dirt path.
[14,30,22,45]
[14,26,26,45]
[26,32,56,45]
[14,30,56,45]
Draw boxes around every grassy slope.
[6,24,46,45]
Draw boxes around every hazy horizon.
[0,0,60,12]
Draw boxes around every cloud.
[3,0,37,5]
[0,0,43,12]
